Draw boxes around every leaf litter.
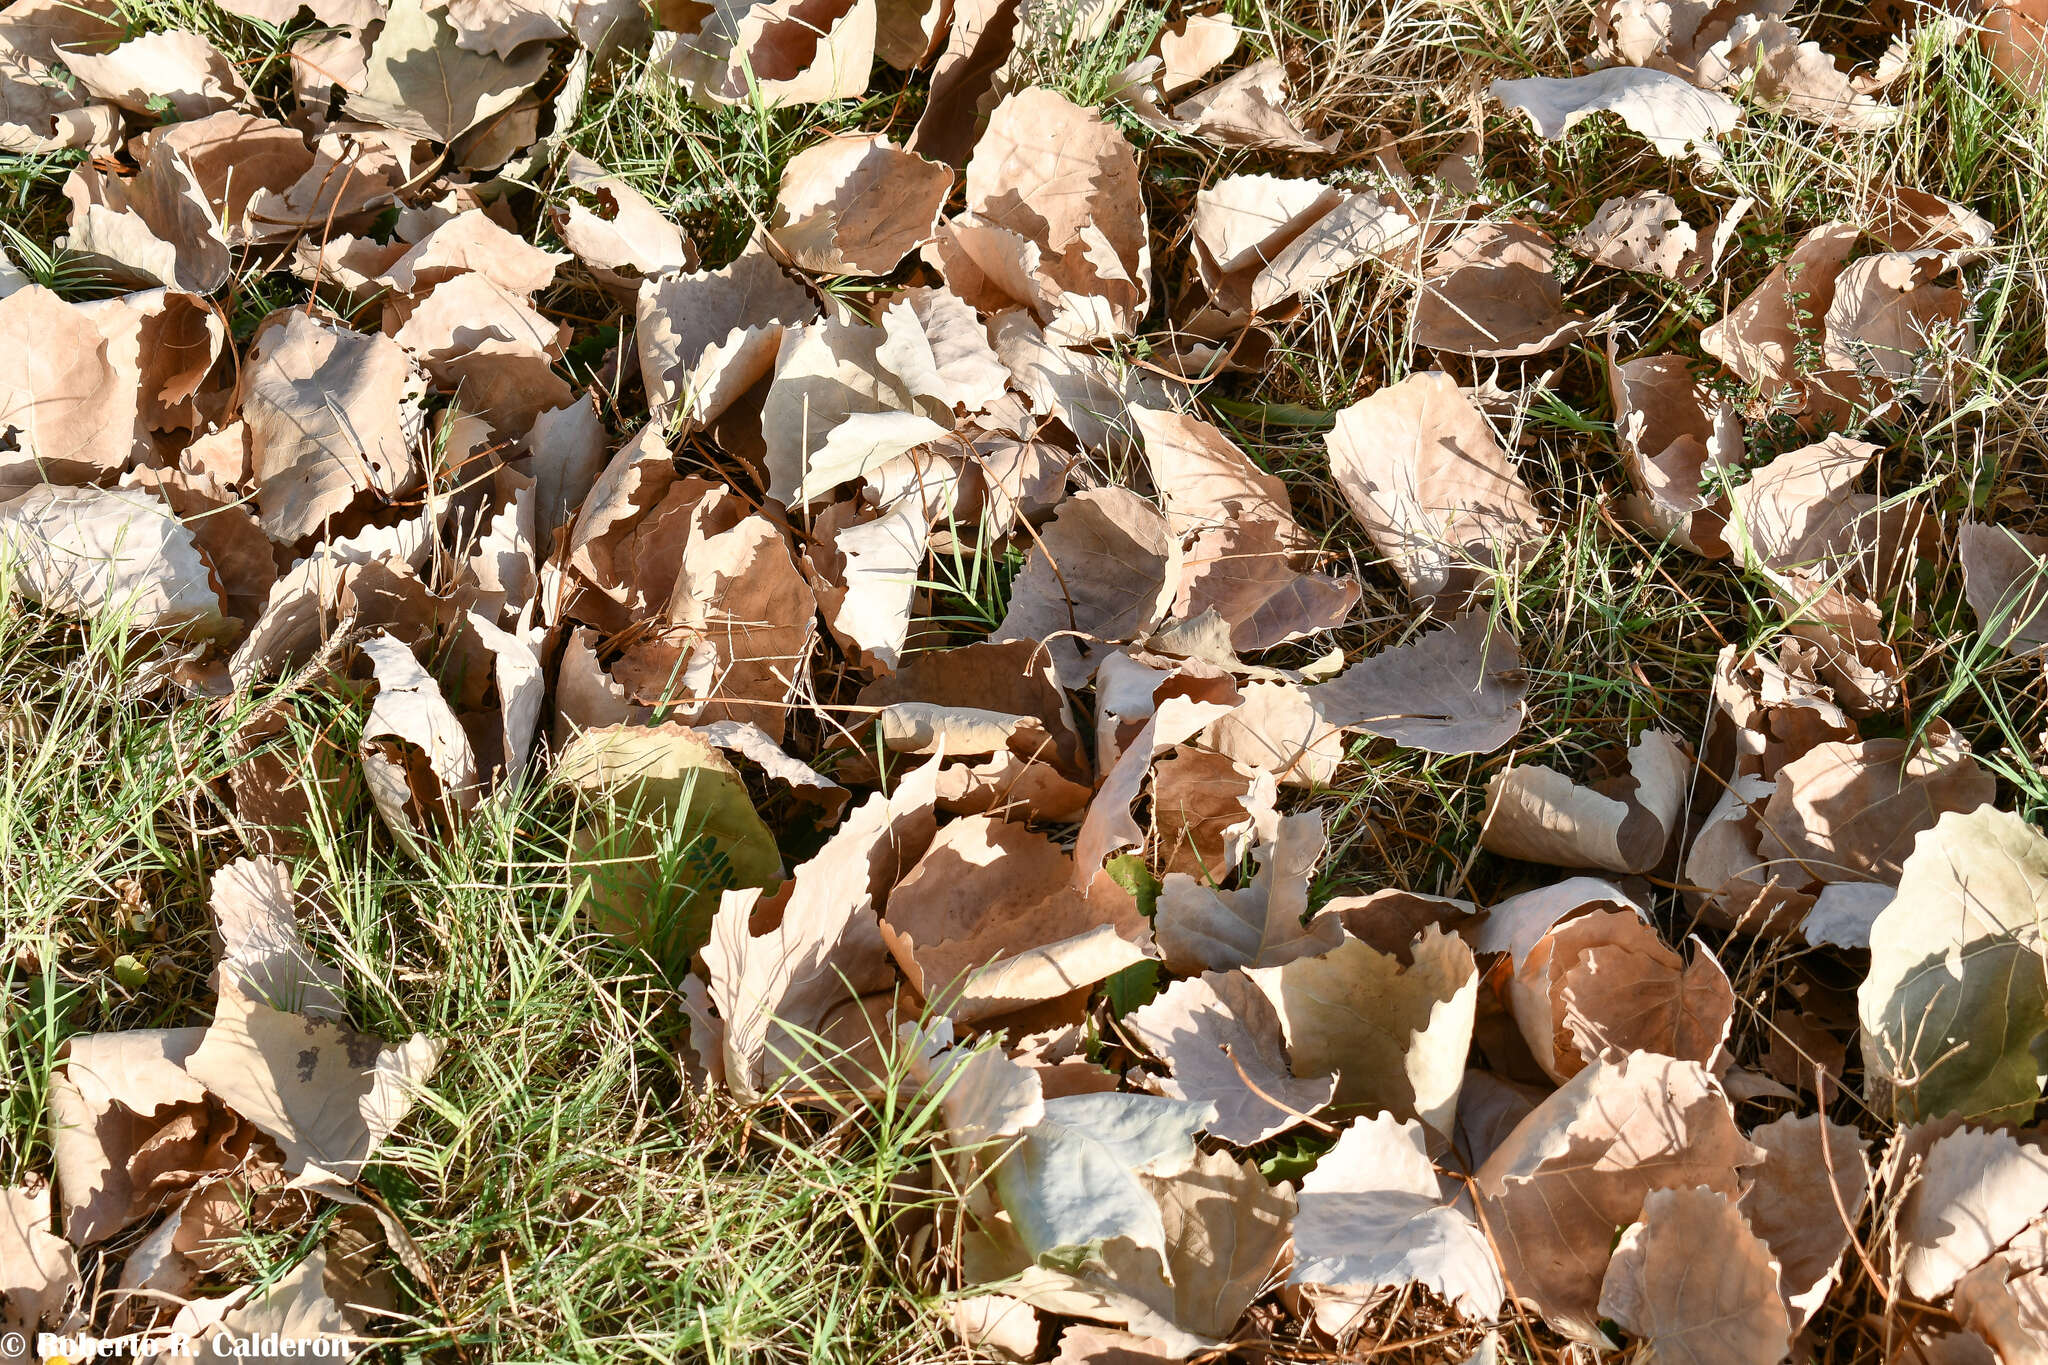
[0,0,2045,1362]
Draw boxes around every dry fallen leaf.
[1247,923,1478,1133]
[347,0,550,145]
[208,857,345,1022]
[1477,1050,1762,1341]
[182,984,442,1186]
[1598,1185,1793,1365]
[994,488,1181,688]
[1606,347,1741,555]
[1958,520,2048,657]
[1757,734,1994,888]
[1481,728,1691,874]
[1290,1112,1505,1327]
[0,485,223,636]
[1571,192,1698,278]
[1492,66,1741,161]
[360,632,479,846]
[1700,221,1859,416]
[1308,612,1526,754]
[1125,969,1336,1146]
[882,814,1154,1023]
[1325,370,1545,608]
[1892,1124,2048,1301]
[1739,1112,1870,1327]
[701,758,938,1100]
[1859,806,2048,1123]
[771,133,953,276]
[2,1182,82,1345]
[1413,222,1590,358]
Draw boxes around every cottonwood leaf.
[1291,1112,1505,1322]
[347,0,549,143]
[1476,1051,1761,1341]
[1324,371,1544,608]
[1247,924,1478,1133]
[1481,729,1690,874]
[0,485,222,635]
[555,722,781,972]
[1491,66,1740,161]
[1154,808,1329,973]
[1859,804,2048,1122]
[1597,1186,1793,1365]
[1309,612,1525,754]
[1738,1112,1869,1327]
[1125,970,1336,1146]
[183,985,443,1186]
[208,856,345,1022]
[990,1091,1214,1267]
[882,814,1153,1023]
[1893,1125,2048,1301]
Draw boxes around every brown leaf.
[1310,612,1525,754]
[1490,67,1740,161]
[1739,1112,1869,1327]
[1959,520,2048,658]
[1597,1186,1793,1365]
[1476,1050,1762,1341]
[636,252,817,429]
[1551,915,1734,1081]
[994,488,1181,688]
[0,284,131,494]
[0,485,224,636]
[1821,251,1966,412]
[346,0,549,143]
[1413,222,1590,357]
[1074,690,1236,890]
[1203,680,1344,786]
[1290,1111,1505,1325]
[1893,1126,2048,1301]
[1,1183,81,1343]
[1156,12,1238,92]
[1954,1255,2048,1365]
[241,311,420,543]
[657,510,819,742]
[1126,969,1337,1145]
[1480,728,1691,874]
[1248,923,1478,1132]
[184,984,442,1184]
[881,814,1153,1023]
[1132,404,1294,536]
[1772,573,1903,715]
[1756,735,1995,886]
[1701,221,1859,416]
[552,151,697,295]
[771,132,953,276]
[59,28,244,118]
[359,631,479,844]
[1155,809,1336,973]
[758,313,953,506]
[1711,17,1900,130]
[1151,748,1262,880]
[1607,348,1740,555]
[701,758,939,1100]
[661,0,877,108]
[1571,192,1698,278]
[1133,59,1333,154]
[1174,517,1359,653]
[1325,370,1545,608]
[47,1029,209,1245]
[208,857,345,1022]
[957,87,1149,340]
